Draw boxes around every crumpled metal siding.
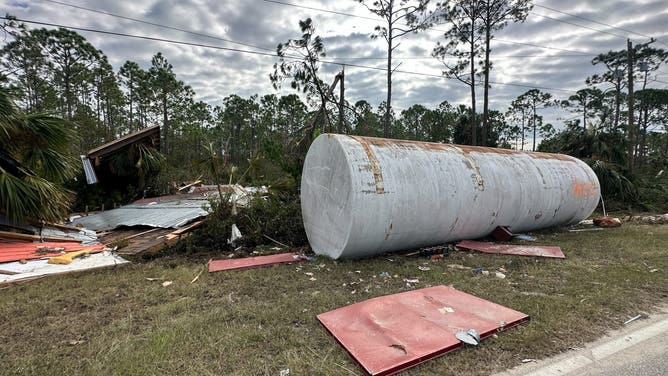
[71,199,209,231]
[80,155,98,184]
[301,134,601,259]
[317,285,529,375]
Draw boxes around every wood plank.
[0,231,81,243]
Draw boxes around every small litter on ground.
[593,216,622,228]
[491,226,536,242]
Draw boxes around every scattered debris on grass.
[628,213,668,225]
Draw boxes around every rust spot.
[573,181,598,198]
[349,136,385,194]
[462,154,484,191]
[534,211,543,220]
[341,135,576,162]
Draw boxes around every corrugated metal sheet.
[80,155,98,184]
[456,240,565,258]
[0,242,106,263]
[317,285,529,376]
[87,125,160,159]
[208,253,307,272]
[71,198,210,231]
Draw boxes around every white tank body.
[300,134,600,259]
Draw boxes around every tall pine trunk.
[482,24,491,146]
[470,26,477,146]
[385,22,393,138]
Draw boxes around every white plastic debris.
[227,223,243,245]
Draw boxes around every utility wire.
[39,0,591,62]
[3,16,577,93]
[491,38,591,54]
[263,0,594,54]
[530,11,628,40]
[41,0,276,52]
[262,0,379,21]
[39,0,593,60]
[331,54,593,60]
[534,3,668,46]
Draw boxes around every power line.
[492,38,591,54]
[3,16,577,94]
[262,0,379,21]
[36,0,593,60]
[263,0,594,55]
[534,3,668,46]
[530,11,628,40]
[41,0,276,52]
[38,0,592,60]
[330,54,593,60]
[4,17,281,57]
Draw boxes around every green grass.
[1,224,667,376]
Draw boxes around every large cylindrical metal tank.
[300,134,600,259]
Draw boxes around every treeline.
[1,21,667,209]
[0,24,525,168]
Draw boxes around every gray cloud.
[2,0,667,129]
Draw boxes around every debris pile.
[628,213,668,225]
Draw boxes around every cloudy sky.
[2,0,668,128]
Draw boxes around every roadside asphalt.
[495,304,668,376]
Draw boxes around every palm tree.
[0,87,78,223]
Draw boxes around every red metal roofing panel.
[0,242,105,263]
[456,240,565,259]
[317,286,529,376]
[208,253,307,272]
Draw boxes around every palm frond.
[0,167,73,223]
[589,159,638,202]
